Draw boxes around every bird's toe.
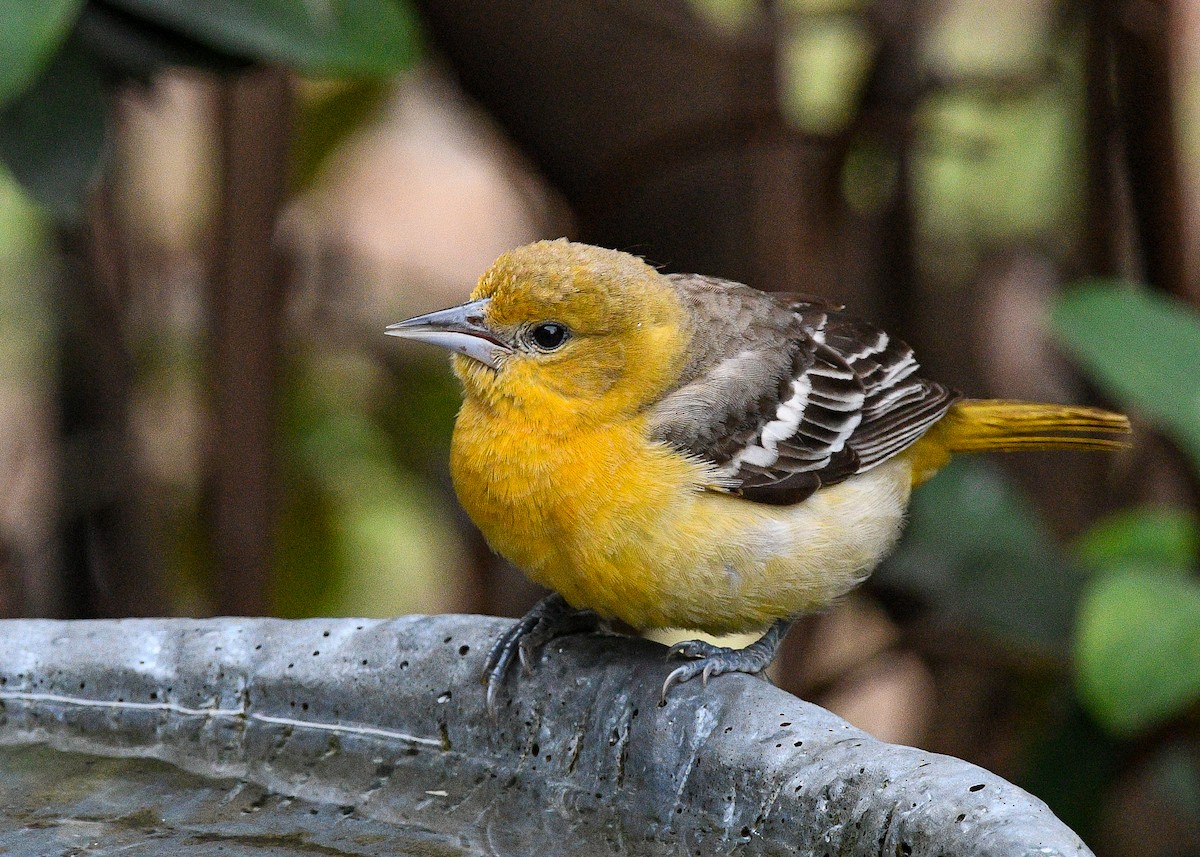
[659,645,775,704]
[666,638,732,661]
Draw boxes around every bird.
[385,239,1130,712]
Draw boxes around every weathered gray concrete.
[0,615,1093,855]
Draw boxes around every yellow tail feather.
[908,399,1131,486]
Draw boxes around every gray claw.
[666,638,730,662]
[660,664,693,704]
[518,636,539,674]
[658,618,796,705]
[485,672,502,720]
[481,593,599,715]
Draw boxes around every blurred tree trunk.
[206,67,293,616]
[1085,0,1200,513]
[56,175,165,618]
[412,1,841,295]
[48,76,167,619]
[1109,0,1191,303]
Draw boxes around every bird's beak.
[385,298,510,369]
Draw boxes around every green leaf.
[273,350,463,619]
[0,168,54,380]
[290,78,388,193]
[880,458,1080,652]
[1076,507,1199,573]
[914,78,1085,242]
[0,39,109,222]
[778,16,873,134]
[0,0,85,107]
[1075,567,1200,735]
[1050,280,1200,466]
[685,0,761,34]
[105,0,419,76]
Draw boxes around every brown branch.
[1109,0,1192,302]
[1083,0,1125,279]
[207,67,293,616]
[55,170,165,618]
[1086,0,1200,513]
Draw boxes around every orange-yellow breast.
[450,399,917,634]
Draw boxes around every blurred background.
[2,0,1199,853]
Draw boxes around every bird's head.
[386,240,693,424]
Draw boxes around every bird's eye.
[529,322,569,351]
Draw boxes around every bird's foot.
[483,592,599,717]
[660,618,794,704]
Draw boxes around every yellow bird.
[386,239,1129,710]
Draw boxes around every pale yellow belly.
[452,407,915,635]
[568,457,913,633]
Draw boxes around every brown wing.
[650,275,960,505]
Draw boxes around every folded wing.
[650,275,959,505]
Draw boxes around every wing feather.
[650,274,959,505]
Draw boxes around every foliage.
[273,350,464,619]
[883,279,1200,835]
[882,457,1080,652]
[0,37,108,222]
[1076,506,1200,571]
[1075,561,1200,736]
[0,170,53,376]
[104,0,417,77]
[891,280,1200,739]
[289,78,390,193]
[0,0,419,220]
[0,0,84,106]
[1052,280,1200,465]
[1051,283,1200,736]
[0,0,424,621]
